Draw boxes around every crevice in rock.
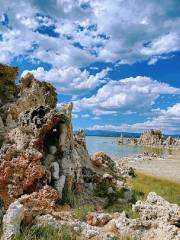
[43,124,60,152]
[31,106,48,128]
[42,123,65,193]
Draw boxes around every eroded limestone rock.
[0,64,94,214]
[124,129,180,148]
[54,175,66,197]
[108,192,180,240]
[2,201,24,240]
[51,162,60,180]
[91,152,115,171]
[19,186,59,224]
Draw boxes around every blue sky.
[0,0,180,134]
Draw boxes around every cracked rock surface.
[0,64,93,211]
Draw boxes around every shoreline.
[123,149,180,183]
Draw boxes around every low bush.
[94,179,126,205]
[61,191,79,208]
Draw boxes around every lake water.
[86,136,143,157]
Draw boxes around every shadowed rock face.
[0,64,18,81]
[0,65,91,212]
[0,64,19,120]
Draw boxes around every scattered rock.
[74,222,100,238]
[87,212,112,226]
[110,192,180,240]
[35,214,59,228]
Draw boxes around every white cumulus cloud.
[74,76,180,115]
[21,66,109,95]
[0,0,180,66]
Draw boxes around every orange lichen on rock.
[0,63,91,211]
[19,186,59,224]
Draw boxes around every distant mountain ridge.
[74,129,180,138]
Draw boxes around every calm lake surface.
[86,136,143,157]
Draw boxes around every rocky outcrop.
[19,186,59,224]
[1,64,179,240]
[107,192,180,240]
[138,129,163,146]
[91,152,135,181]
[14,192,179,240]
[118,129,180,148]
[91,152,115,171]
[0,64,92,212]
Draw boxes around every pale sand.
[127,149,180,183]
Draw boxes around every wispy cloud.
[88,103,180,134]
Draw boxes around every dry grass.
[13,224,80,240]
[128,172,180,205]
[73,204,94,221]
[119,235,132,240]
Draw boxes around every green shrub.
[123,206,140,219]
[130,190,144,204]
[119,235,132,240]
[94,179,126,205]
[61,191,79,208]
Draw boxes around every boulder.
[91,152,115,171]
[2,200,24,240]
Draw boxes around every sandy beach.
[127,149,180,183]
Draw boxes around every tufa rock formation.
[108,192,180,240]
[138,129,163,146]
[139,129,180,147]
[0,64,93,212]
[4,192,179,240]
[1,64,179,240]
[118,129,180,148]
